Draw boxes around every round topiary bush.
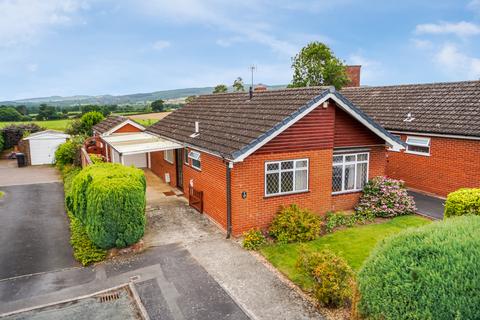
[356,176,416,218]
[357,216,480,319]
[444,188,480,217]
[68,163,146,249]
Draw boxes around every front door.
[175,149,184,190]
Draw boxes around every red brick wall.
[334,108,384,147]
[113,123,143,133]
[150,151,177,187]
[387,134,480,197]
[182,150,228,230]
[332,146,386,211]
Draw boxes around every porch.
[144,168,185,208]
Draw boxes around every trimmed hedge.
[357,216,480,319]
[55,139,82,168]
[68,163,146,249]
[444,188,480,218]
[269,204,322,244]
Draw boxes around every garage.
[22,130,70,165]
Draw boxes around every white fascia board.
[389,130,480,141]
[102,119,145,136]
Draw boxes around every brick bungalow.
[145,87,403,236]
[342,80,480,198]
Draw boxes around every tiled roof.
[146,87,397,160]
[92,115,128,134]
[341,80,480,137]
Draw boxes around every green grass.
[260,215,431,291]
[134,119,157,127]
[0,119,72,131]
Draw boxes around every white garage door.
[123,153,147,168]
[30,138,66,165]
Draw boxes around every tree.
[80,111,104,136]
[15,105,28,115]
[289,42,349,90]
[213,84,228,94]
[36,104,61,120]
[185,95,197,104]
[0,107,22,121]
[151,99,165,112]
[233,77,245,92]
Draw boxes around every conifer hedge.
[357,216,480,319]
[67,163,146,249]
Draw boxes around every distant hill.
[1,85,287,107]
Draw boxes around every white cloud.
[26,64,38,72]
[434,43,480,79]
[468,0,480,13]
[152,40,171,51]
[0,0,88,47]
[415,21,480,37]
[131,0,324,56]
[348,54,384,84]
[411,38,433,49]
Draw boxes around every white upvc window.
[406,136,430,156]
[164,149,174,164]
[188,150,201,170]
[265,159,309,196]
[332,152,369,194]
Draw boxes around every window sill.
[332,190,362,196]
[190,166,202,172]
[164,159,174,164]
[405,151,430,157]
[264,190,310,199]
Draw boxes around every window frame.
[164,149,174,164]
[332,152,369,195]
[188,150,201,170]
[405,136,431,156]
[264,158,309,197]
[184,148,189,166]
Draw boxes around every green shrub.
[297,249,354,307]
[68,163,146,249]
[55,139,82,168]
[89,153,104,164]
[242,229,266,250]
[356,176,416,218]
[444,188,480,218]
[269,204,322,243]
[0,191,4,199]
[324,211,375,233]
[1,123,43,149]
[68,211,107,266]
[0,133,4,151]
[357,216,480,319]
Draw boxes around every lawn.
[260,215,430,291]
[0,119,72,131]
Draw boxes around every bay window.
[265,159,309,196]
[332,152,369,194]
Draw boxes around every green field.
[0,119,72,131]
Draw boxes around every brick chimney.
[345,65,361,87]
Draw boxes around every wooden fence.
[189,186,204,213]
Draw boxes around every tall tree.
[232,77,245,92]
[185,95,197,104]
[289,42,349,90]
[213,84,228,94]
[151,99,165,112]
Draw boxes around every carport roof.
[103,132,181,155]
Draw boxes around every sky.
[1,0,480,101]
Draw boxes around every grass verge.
[61,165,107,266]
[260,215,430,291]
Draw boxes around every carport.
[102,132,182,168]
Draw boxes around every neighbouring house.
[342,80,480,198]
[19,130,70,165]
[142,87,402,236]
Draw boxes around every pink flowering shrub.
[356,176,416,218]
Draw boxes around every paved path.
[409,190,445,220]
[145,199,324,320]
[0,182,77,280]
[0,160,61,187]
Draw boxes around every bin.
[16,153,26,167]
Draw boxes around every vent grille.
[98,292,120,303]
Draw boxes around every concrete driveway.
[0,162,76,280]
